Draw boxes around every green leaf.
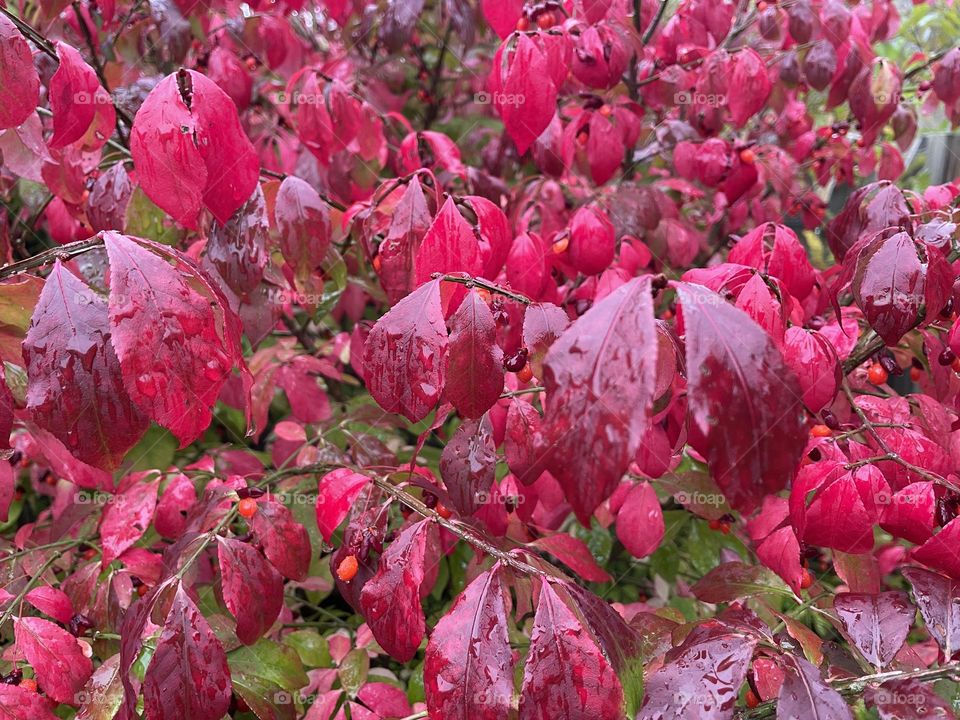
[691,562,793,603]
[283,630,332,668]
[231,673,298,720]
[338,648,369,696]
[125,187,186,246]
[228,639,309,694]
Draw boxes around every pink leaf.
[359,519,438,662]
[444,290,504,418]
[439,415,497,516]
[142,586,232,720]
[25,586,74,625]
[154,473,197,539]
[217,537,283,644]
[0,685,59,719]
[532,533,612,583]
[616,481,665,559]
[414,198,483,286]
[363,279,449,423]
[492,34,558,155]
[275,176,333,285]
[130,70,259,228]
[316,469,370,543]
[23,262,148,469]
[0,15,40,130]
[913,518,960,580]
[14,616,93,704]
[49,42,114,149]
[99,472,159,567]
[519,581,623,720]
[542,276,657,523]
[104,232,245,446]
[677,282,807,513]
[425,567,513,720]
[728,48,771,127]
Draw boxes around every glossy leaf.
[777,654,853,720]
[14,616,93,704]
[444,290,504,418]
[218,537,284,645]
[834,592,913,668]
[0,14,40,130]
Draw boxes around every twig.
[72,2,134,132]
[0,6,56,59]
[0,237,105,280]
[259,168,347,211]
[434,273,533,305]
[641,0,668,44]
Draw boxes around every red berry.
[739,148,756,164]
[552,235,569,254]
[800,569,814,589]
[867,363,889,385]
[745,689,760,709]
[237,497,258,519]
[372,254,382,273]
[810,424,832,438]
[516,16,530,31]
[19,678,37,693]
[910,366,922,382]
[516,363,534,383]
[536,10,555,29]
[337,554,359,582]
[436,502,453,519]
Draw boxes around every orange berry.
[552,235,569,254]
[953,357,960,373]
[20,679,37,692]
[800,569,814,589]
[476,288,492,304]
[739,148,756,164]
[516,16,530,31]
[810,424,832,438]
[745,689,760,709]
[237,497,258,519]
[599,104,613,117]
[757,0,768,10]
[436,502,453,519]
[867,363,889,385]
[910,366,922,382]
[719,522,731,535]
[372,254,382,273]
[661,309,674,320]
[137,584,149,597]
[536,10,555,29]
[576,131,589,146]
[336,554,359,582]
[516,363,534,383]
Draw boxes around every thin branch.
[0,237,105,280]
[434,273,533,305]
[0,6,56,59]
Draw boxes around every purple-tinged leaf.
[14,616,93,704]
[902,567,960,659]
[777,654,853,720]
[363,278,449,422]
[834,592,913,668]
[248,499,311,581]
[444,290,504,418]
[439,415,497,516]
[542,276,657,524]
[218,537,283,645]
[504,399,549,486]
[677,282,807,512]
[865,678,956,720]
[424,566,513,720]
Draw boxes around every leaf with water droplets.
[638,624,757,720]
[48,42,115,150]
[14,616,93,705]
[363,278,449,422]
[777,654,853,720]
[142,585,232,720]
[439,415,497,516]
[902,567,960,659]
[23,262,148,470]
[519,580,624,720]
[542,276,657,524]
[834,591,913,668]
[0,14,40,131]
[275,176,332,291]
[444,290,504,419]
[248,498,311,581]
[218,537,283,645]
[424,566,513,720]
[359,519,438,662]
[103,232,245,447]
[206,186,270,295]
[677,282,807,513]
[99,471,160,567]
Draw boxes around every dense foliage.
[3,0,960,718]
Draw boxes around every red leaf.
[424,567,513,720]
[913,518,960,580]
[677,282,807,513]
[363,278,449,422]
[99,472,160,566]
[0,14,40,130]
[444,290,504,418]
[104,232,245,446]
[0,685,58,719]
[902,567,960,659]
[532,533,612,583]
[504,399,549,485]
[359,519,438,662]
[14,616,93,704]
[217,537,283,645]
[756,526,804,595]
[866,678,956,719]
[0,461,12,523]
[275,176,333,286]
[142,586,232,720]
[482,0,523,38]
[414,198,483,287]
[728,48,771,127]
[248,499,311,580]
[130,70,259,228]
[794,463,887,554]
[782,327,841,413]
[154,473,197,539]
[616,481,665,559]
[25,586,74,625]
[49,42,115,149]
[439,415,497,516]
[23,262,148,469]
[879,481,936,545]
[522,302,569,378]
[639,624,757,718]
[492,34,558,155]
[777,654,853,720]
[316,469,370,543]
[542,276,657,523]
[834,591,913,668]
[519,581,624,720]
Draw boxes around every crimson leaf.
[833,591,913,668]
[444,290,504,418]
[218,537,283,645]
